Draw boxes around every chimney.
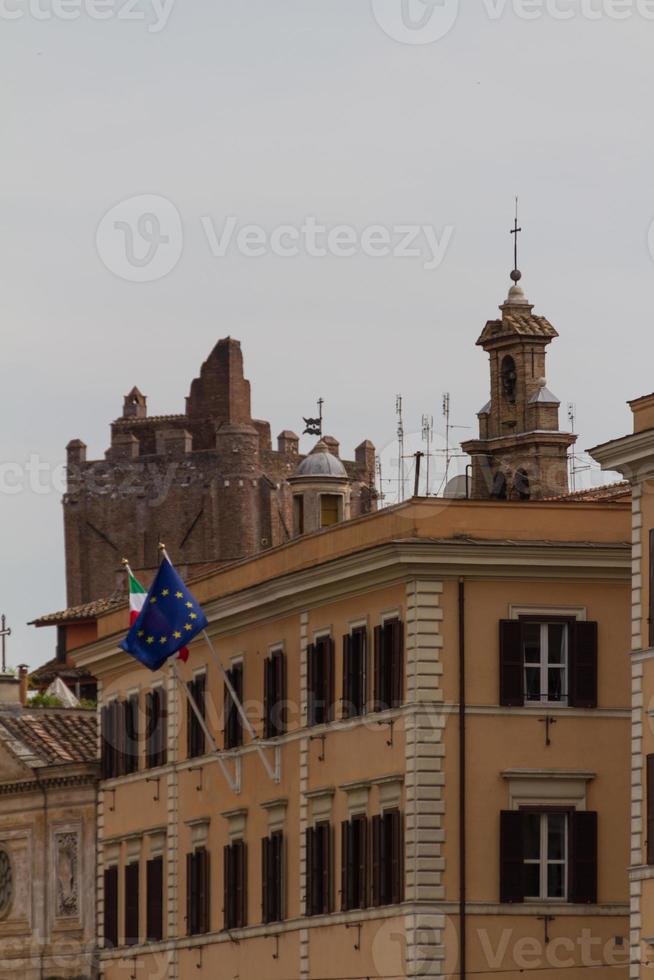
[0,674,21,708]
[18,665,28,707]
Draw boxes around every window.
[341,815,368,911]
[647,755,654,865]
[101,701,119,780]
[124,862,140,946]
[523,622,567,704]
[56,625,66,664]
[224,840,247,929]
[294,495,304,536]
[306,822,331,916]
[501,354,517,402]
[500,809,597,904]
[307,636,335,726]
[343,627,367,719]
[262,831,284,923]
[499,619,598,709]
[103,866,118,948]
[187,847,210,935]
[263,650,286,739]
[146,856,164,942]
[649,530,654,648]
[320,494,340,528]
[145,687,167,770]
[124,693,140,775]
[523,811,567,899]
[187,674,206,759]
[373,619,404,711]
[224,663,244,750]
[372,810,403,907]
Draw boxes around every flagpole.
[158,543,279,784]
[169,661,240,794]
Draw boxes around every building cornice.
[589,427,654,480]
[73,538,630,677]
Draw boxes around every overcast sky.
[2,0,652,669]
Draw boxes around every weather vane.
[303,398,324,437]
[510,196,522,283]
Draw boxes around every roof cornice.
[589,427,654,480]
[72,538,630,678]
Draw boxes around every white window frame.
[523,810,568,902]
[523,621,569,708]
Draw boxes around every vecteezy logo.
[370,0,459,44]
[96,194,183,283]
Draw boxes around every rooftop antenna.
[442,393,451,487]
[568,403,577,491]
[0,615,11,674]
[396,395,405,503]
[510,196,522,284]
[375,455,385,505]
[422,414,434,496]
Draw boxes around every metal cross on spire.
[0,616,11,674]
[510,196,522,283]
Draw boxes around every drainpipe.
[458,578,467,980]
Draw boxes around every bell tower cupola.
[462,211,576,500]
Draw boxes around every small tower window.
[320,494,341,528]
[293,496,304,536]
[501,356,517,403]
[513,469,531,501]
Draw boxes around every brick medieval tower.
[64,338,376,606]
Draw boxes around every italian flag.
[127,569,146,625]
[125,562,189,662]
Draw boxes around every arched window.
[490,471,507,500]
[501,356,517,402]
[513,469,531,501]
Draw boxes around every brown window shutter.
[187,852,195,935]
[157,688,168,767]
[306,643,316,726]
[103,866,118,948]
[342,634,352,720]
[499,811,525,903]
[198,848,210,933]
[371,814,382,906]
[235,840,247,928]
[273,831,284,921]
[261,837,269,922]
[357,628,368,716]
[499,621,524,707]
[124,861,140,945]
[570,810,598,903]
[569,621,598,709]
[276,651,287,736]
[305,827,314,916]
[388,810,403,904]
[341,820,350,911]
[321,822,332,914]
[647,755,654,865]
[373,626,382,709]
[145,691,154,769]
[326,638,335,723]
[125,694,139,775]
[223,845,231,929]
[146,856,164,942]
[650,530,654,648]
[390,619,404,708]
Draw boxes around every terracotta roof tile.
[30,594,124,626]
[544,481,631,503]
[0,711,97,766]
[478,311,558,345]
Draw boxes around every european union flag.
[119,558,208,671]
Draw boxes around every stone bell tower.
[462,227,576,500]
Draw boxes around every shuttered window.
[373,619,404,712]
[124,693,140,775]
[341,815,368,910]
[224,663,244,750]
[371,809,403,907]
[264,650,286,739]
[261,831,284,923]
[650,530,654,649]
[343,628,368,719]
[100,703,115,780]
[305,822,332,916]
[500,809,598,904]
[499,619,598,708]
[307,637,335,727]
[187,674,206,759]
[145,687,167,769]
[187,848,210,935]
[124,861,140,946]
[146,856,164,942]
[224,840,247,929]
[101,700,128,780]
[103,866,119,949]
[647,755,654,866]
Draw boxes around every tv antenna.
[422,414,434,496]
[396,395,405,503]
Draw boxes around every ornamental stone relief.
[55,831,79,918]
[0,848,13,919]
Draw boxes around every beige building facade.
[73,496,632,980]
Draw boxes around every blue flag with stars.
[119,558,208,671]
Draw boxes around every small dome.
[294,440,347,479]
